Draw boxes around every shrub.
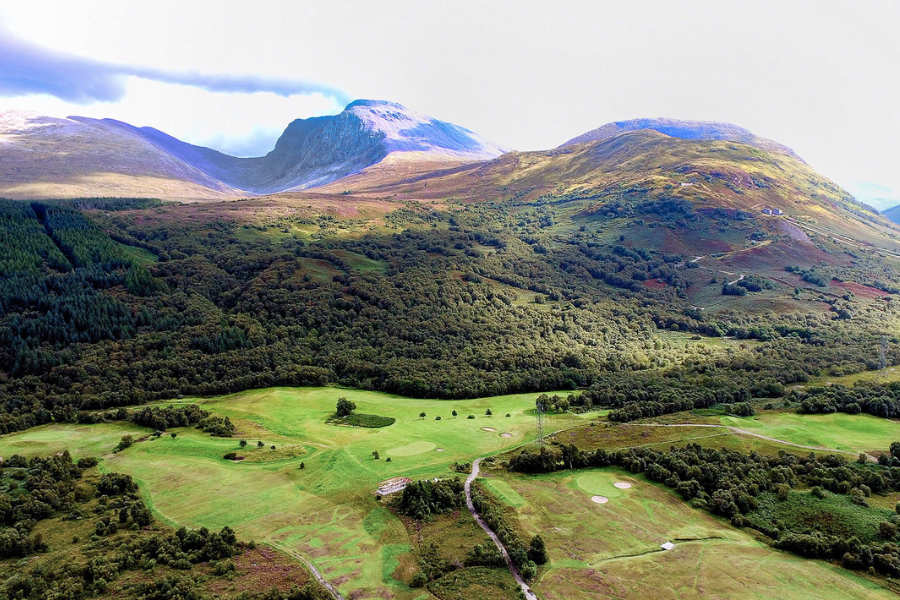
[115,435,134,452]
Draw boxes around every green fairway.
[718,411,900,453]
[1,386,584,600]
[490,467,895,599]
[0,422,149,459]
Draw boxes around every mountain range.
[0,100,504,199]
[1,99,898,246]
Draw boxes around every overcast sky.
[1,1,898,208]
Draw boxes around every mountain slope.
[0,100,504,199]
[314,127,899,256]
[0,112,239,201]
[883,204,900,224]
[559,117,799,158]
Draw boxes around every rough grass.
[428,567,520,600]
[492,467,896,599]
[1,386,585,600]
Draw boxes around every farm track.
[465,457,538,600]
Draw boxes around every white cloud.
[1,78,343,156]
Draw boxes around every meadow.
[487,467,896,599]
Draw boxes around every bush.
[528,535,548,564]
[115,435,134,452]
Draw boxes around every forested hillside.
[1,182,898,433]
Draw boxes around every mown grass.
[0,422,149,459]
[1,386,585,600]
[718,411,900,453]
[492,467,896,599]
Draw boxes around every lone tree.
[257,440,264,448]
[170,432,177,439]
[299,462,305,470]
[239,440,247,448]
[372,450,380,460]
[485,408,493,416]
[452,409,458,417]
[419,411,426,419]
[336,397,357,417]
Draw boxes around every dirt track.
[465,458,539,600]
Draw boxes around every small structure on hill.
[376,476,412,496]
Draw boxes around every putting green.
[0,386,586,600]
[386,440,436,456]
[573,470,634,500]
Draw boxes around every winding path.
[628,423,875,461]
[465,458,538,600]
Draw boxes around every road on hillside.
[465,458,539,600]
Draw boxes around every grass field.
[0,422,148,459]
[487,467,896,599]
[0,386,584,600]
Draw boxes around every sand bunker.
[661,542,675,550]
[481,427,497,432]
[435,448,445,452]
[500,432,512,438]
[591,495,609,504]
[613,481,632,489]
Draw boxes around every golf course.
[0,387,588,599]
[1,385,898,599]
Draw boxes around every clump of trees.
[469,481,537,579]
[792,382,900,419]
[396,478,464,520]
[197,415,235,437]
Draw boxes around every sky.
[1,1,899,208]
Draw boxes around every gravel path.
[465,458,538,600]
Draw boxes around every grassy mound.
[330,412,396,428]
